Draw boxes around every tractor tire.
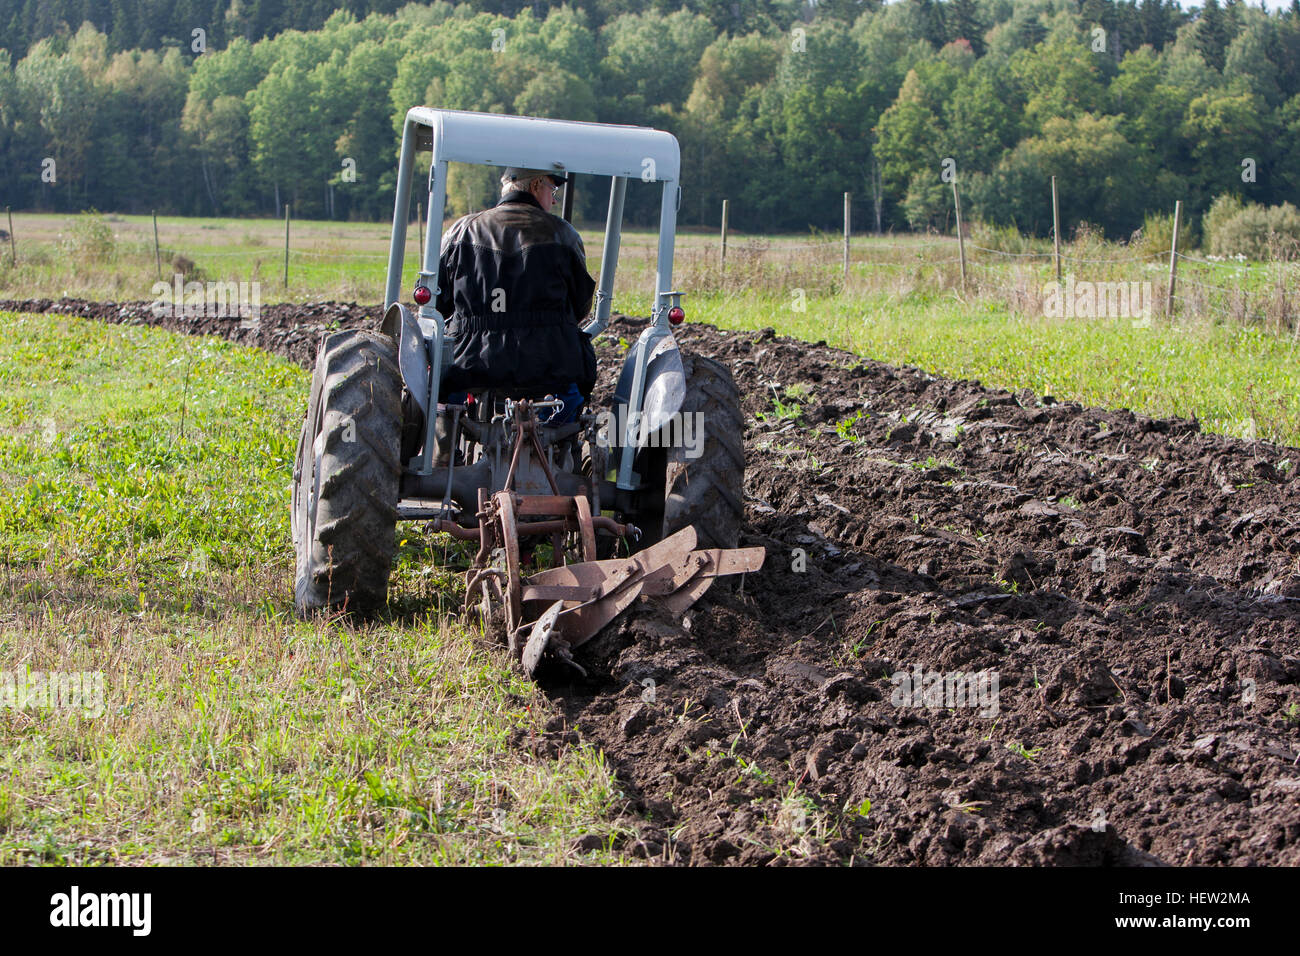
[292,328,403,615]
[641,353,745,551]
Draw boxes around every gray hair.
[501,175,546,197]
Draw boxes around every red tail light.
[668,306,685,325]
[413,285,432,305]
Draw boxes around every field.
[1,213,1299,865]
[5,210,1300,446]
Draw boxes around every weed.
[734,756,774,787]
[1005,741,1043,762]
[757,386,803,425]
[835,409,864,443]
[784,382,812,401]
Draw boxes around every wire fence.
[5,203,1299,333]
[692,221,1300,334]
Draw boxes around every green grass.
[0,210,690,310]
[692,290,1300,447]
[0,311,631,865]
[5,211,1300,446]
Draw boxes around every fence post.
[872,159,883,235]
[1051,175,1062,284]
[5,207,14,266]
[843,191,851,279]
[283,204,291,290]
[720,199,729,279]
[153,210,162,280]
[952,181,967,294]
[1166,200,1182,316]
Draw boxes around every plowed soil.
[8,297,1300,867]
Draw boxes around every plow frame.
[449,401,763,676]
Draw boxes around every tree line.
[3,0,1300,237]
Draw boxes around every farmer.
[434,166,597,426]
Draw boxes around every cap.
[501,166,568,187]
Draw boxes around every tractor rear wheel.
[637,353,745,552]
[292,328,403,615]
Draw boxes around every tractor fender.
[611,329,685,449]
[382,302,431,416]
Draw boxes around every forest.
[2,0,1298,235]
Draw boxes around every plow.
[453,400,763,676]
[291,108,764,675]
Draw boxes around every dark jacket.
[436,190,597,399]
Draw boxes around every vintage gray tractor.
[291,108,761,675]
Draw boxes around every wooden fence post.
[283,204,291,290]
[1167,200,1182,316]
[1051,175,1062,284]
[843,191,851,279]
[720,199,729,279]
[953,181,967,294]
[153,210,162,280]
[5,207,14,266]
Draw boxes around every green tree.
[965,146,1052,235]
[679,32,781,224]
[1183,88,1274,208]
[943,54,1023,174]
[902,170,950,230]
[15,35,101,207]
[597,10,714,123]
[1018,112,1142,236]
[100,46,191,212]
[1162,25,1222,96]
[1196,0,1233,72]
[247,64,331,215]
[1010,35,1110,128]
[874,60,956,200]
[332,37,404,219]
[1223,12,1283,108]
[947,0,984,56]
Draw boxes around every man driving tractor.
[435,166,598,428]
[295,108,754,632]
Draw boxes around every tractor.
[291,108,762,675]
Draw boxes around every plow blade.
[518,527,765,650]
[521,600,564,679]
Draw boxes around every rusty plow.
[466,513,763,678]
